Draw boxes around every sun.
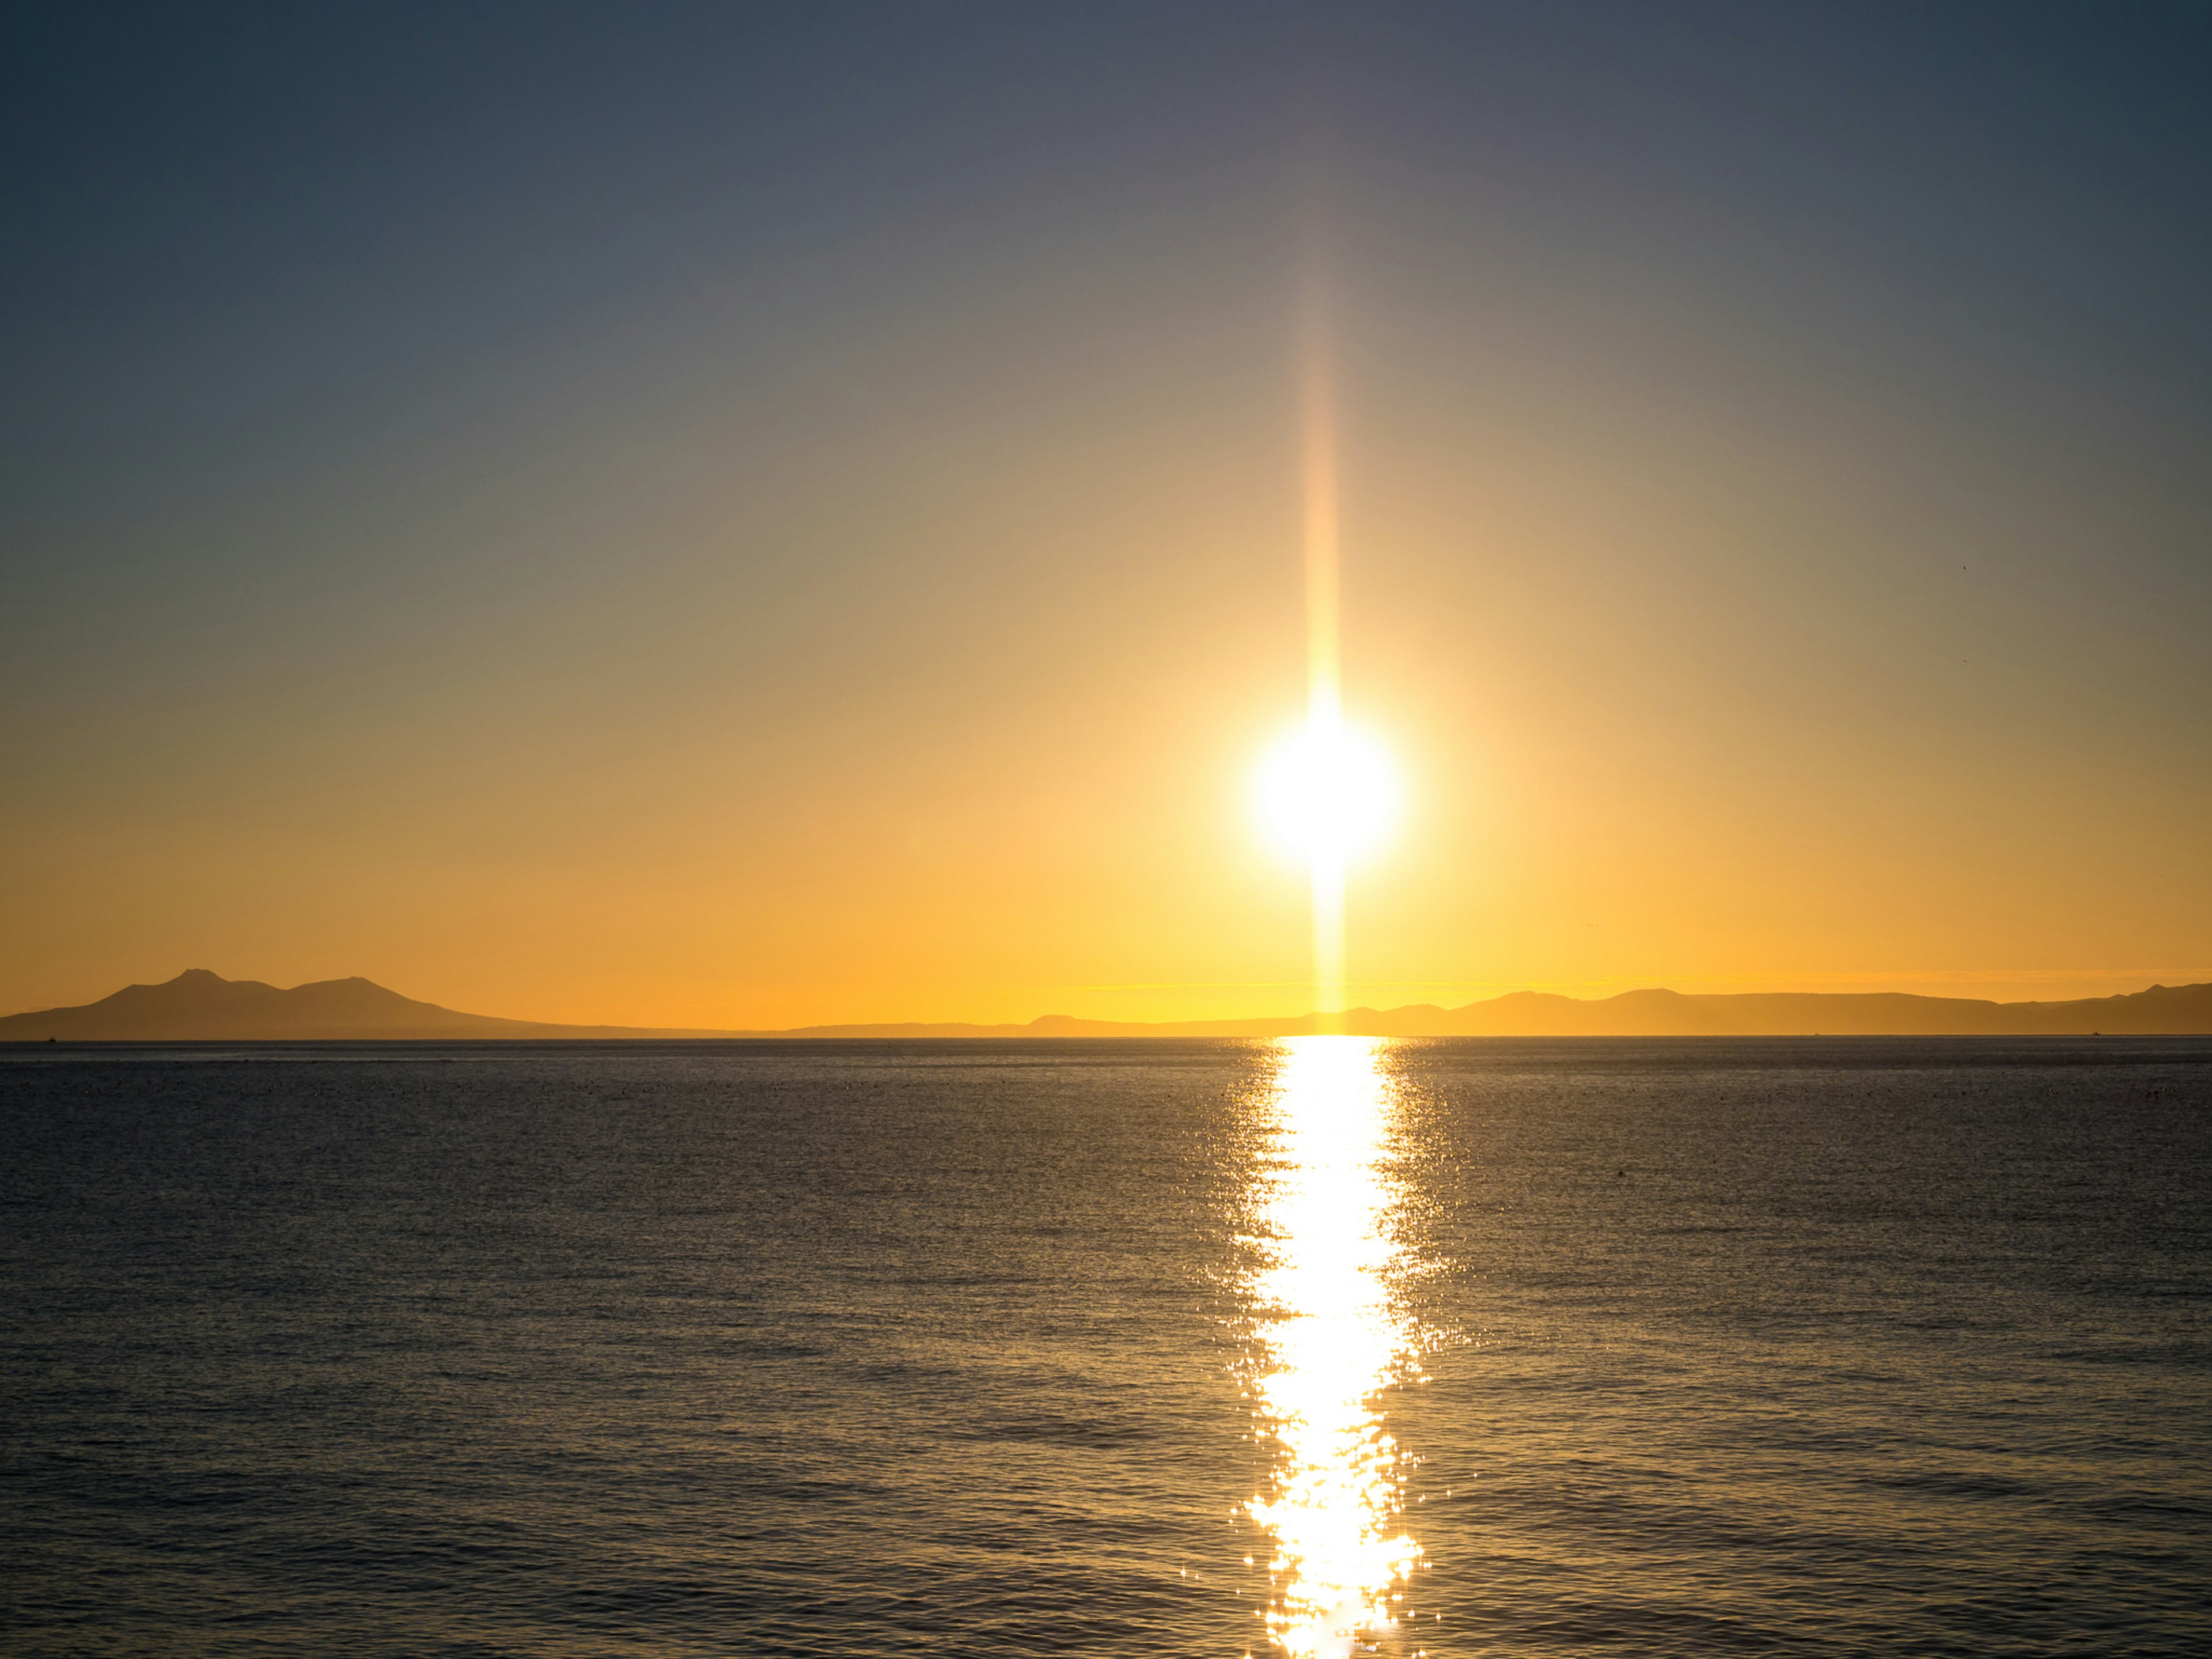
[1255,721,1400,866]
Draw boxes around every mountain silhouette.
[0,970,725,1041]
[3,969,2210,1040]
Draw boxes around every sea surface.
[3,1037,2208,1657]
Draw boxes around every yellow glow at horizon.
[1245,1036,1422,1658]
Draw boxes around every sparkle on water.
[1244,1036,1423,1658]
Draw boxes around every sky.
[3,2,2209,1027]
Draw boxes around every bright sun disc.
[1255,724,1399,864]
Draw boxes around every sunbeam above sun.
[1248,249,1410,1028]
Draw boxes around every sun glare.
[1255,723,1400,866]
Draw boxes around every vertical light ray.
[1309,854,1346,1034]
[1302,285,1341,741]
[1244,1036,1422,1658]
[1301,264,1346,1025]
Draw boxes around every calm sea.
[3,1037,2207,1657]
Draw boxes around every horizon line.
[9,967,2211,1038]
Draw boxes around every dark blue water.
[3,1037,2207,1656]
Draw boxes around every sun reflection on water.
[1243,1036,1423,1658]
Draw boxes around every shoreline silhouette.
[5,968,2209,1041]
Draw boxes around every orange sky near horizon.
[5,12,2207,1029]
[10,277,2205,1028]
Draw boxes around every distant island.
[3,968,2210,1040]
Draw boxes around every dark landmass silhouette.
[0,970,728,1041]
[4,968,2211,1040]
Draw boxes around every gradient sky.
[5,2,2209,1026]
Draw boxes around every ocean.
[3,1037,2207,1657]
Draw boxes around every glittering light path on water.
[1244,1036,1423,1658]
